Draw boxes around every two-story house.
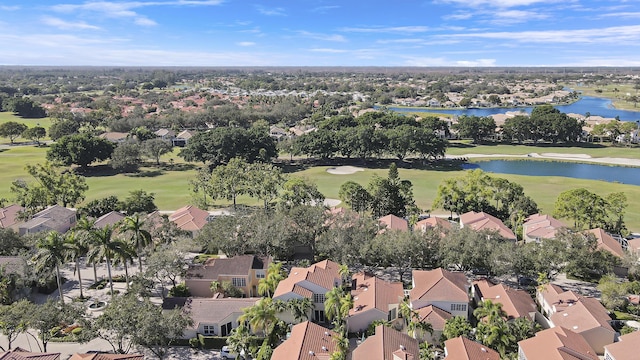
[185,255,269,298]
[459,211,516,241]
[518,326,598,360]
[273,259,342,323]
[346,272,404,333]
[409,268,470,319]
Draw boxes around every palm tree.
[476,318,515,357]
[474,300,507,324]
[407,319,433,339]
[74,217,99,282]
[33,231,70,303]
[65,230,88,299]
[111,238,136,290]
[288,298,314,323]
[338,264,350,286]
[324,287,353,332]
[121,214,152,273]
[258,262,285,297]
[238,298,277,337]
[87,225,129,298]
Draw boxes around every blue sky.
[1,0,639,66]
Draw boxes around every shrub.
[71,327,83,336]
[189,337,201,348]
[169,283,191,297]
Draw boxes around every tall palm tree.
[33,231,70,303]
[121,214,152,273]
[74,217,99,282]
[111,238,136,290]
[65,230,89,299]
[288,298,314,323]
[87,225,129,298]
[473,300,507,323]
[258,262,285,298]
[476,318,515,357]
[238,298,277,337]
[324,287,353,332]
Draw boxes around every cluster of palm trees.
[32,213,152,304]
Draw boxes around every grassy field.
[0,112,53,145]
[2,145,640,231]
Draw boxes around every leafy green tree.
[48,119,80,141]
[21,126,46,145]
[47,133,115,168]
[12,162,88,211]
[338,181,371,214]
[475,318,515,357]
[120,190,157,214]
[142,138,172,165]
[0,122,27,144]
[367,163,417,218]
[454,115,496,143]
[110,141,141,172]
[474,300,507,323]
[553,188,606,229]
[33,232,71,303]
[195,216,245,256]
[77,195,121,218]
[27,299,85,352]
[94,294,140,354]
[143,245,187,299]
[605,192,628,235]
[209,157,251,210]
[0,300,31,350]
[247,162,286,209]
[288,298,314,323]
[5,98,46,118]
[0,228,27,256]
[279,177,325,208]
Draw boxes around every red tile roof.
[272,321,337,360]
[444,336,500,360]
[352,325,419,360]
[473,279,537,320]
[378,214,409,232]
[523,213,565,240]
[587,228,624,258]
[69,354,144,360]
[518,327,598,360]
[0,348,60,360]
[410,268,469,304]
[186,255,269,281]
[459,211,516,240]
[349,272,404,316]
[414,217,452,232]
[169,205,210,231]
[549,297,614,334]
[415,305,452,331]
[273,260,341,299]
[604,329,640,359]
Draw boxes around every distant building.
[17,205,76,235]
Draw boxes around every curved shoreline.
[446,152,640,168]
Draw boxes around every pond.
[462,160,640,186]
[385,96,640,121]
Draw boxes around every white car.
[220,346,251,360]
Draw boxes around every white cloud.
[440,25,640,43]
[438,0,561,8]
[237,41,255,46]
[340,26,430,34]
[297,31,347,42]
[0,5,20,11]
[255,5,286,16]
[50,1,223,26]
[489,9,548,25]
[311,5,340,13]
[403,56,496,66]
[308,48,348,53]
[444,12,473,20]
[600,12,640,19]
[41,16,101,30]
[376,38,425,44]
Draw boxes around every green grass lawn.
[2,145,640,231]
[0,112,53,145]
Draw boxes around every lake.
[385,96,640,121]
[463,160,640,185]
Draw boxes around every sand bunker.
[327,166,365,175]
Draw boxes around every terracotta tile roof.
[273,260,341,299]
[94,211,126,229]
[0,204,23,228]
[587,228,625,258]
[349,272,404,316]
[186,255,269,280]
[410,268,469,304]
[161,297,259,330]
[523,214,565,238]
[272,321,337,360]
[550,297,614,333]
[168,205,210,231]
[352,325,419,360]
[459,211,516,240]
[518,327,598,360]
[604,329,640,359]
[414,217,452,232]
[444,336,500,360]
[626,238,640,253]
[69,354,144,360]
[415,305,452,331]
[0,348,60,360]
[378,214,409,232]
[473,279,537,320]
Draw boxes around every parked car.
[518,276,538,287]
[220,346,252,360]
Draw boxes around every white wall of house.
[412,300,468,319]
